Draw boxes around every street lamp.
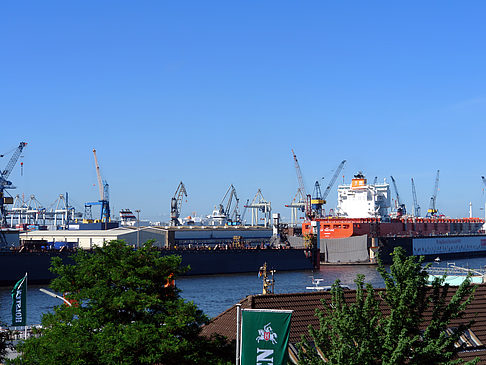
[135,209,141,249]
[39,288,72,306]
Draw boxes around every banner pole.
[236,303,241,365]
[24,272,28,340]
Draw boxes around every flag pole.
[24,272,27,340]
[236,303,241,365]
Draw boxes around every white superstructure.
[336,173,391,218]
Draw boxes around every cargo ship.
[301,173,486,264]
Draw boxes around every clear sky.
[2,1,486,222]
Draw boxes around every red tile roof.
[202,284,486,363]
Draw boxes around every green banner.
[241,309,292,365]
[11,273,27,326]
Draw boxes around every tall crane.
[86,149,110,223]
[311,181,324,218]
[291,149,311,218]
[427,170,440,217]
[170,181,187,226]
[411,178,420,217]
[0,142,27,229]
[390,176,406,216]
[321,160,346,204]
[216,184,240,225]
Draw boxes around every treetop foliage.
[298,247,479,365]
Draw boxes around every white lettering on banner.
[15,289,22,322]
[256,348,274,364]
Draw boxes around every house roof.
[201,284,486,363]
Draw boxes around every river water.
[1,257,485,325]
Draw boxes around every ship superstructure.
[336,172,391,218]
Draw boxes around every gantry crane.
[427,170,440,217]
[245,189,271,227]
[170,181,187,226]
[0,142,27,230]
[85,149,110,223]
[390,176,406,216]
[285,188,306,225]
[411,178,420,217]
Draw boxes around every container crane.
[245,189,271,227]
[170,181,187,226]
[427,170,440,217]
[390,176,406,216]
[285,188,306,225]
[0,142,27,229]
[411,178,420,217]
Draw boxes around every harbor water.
[1,257,485,325]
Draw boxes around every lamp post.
[135,209,140,249]
[39,288,72,306]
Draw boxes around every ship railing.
[426,264,486,278]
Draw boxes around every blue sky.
[1,1,486,222]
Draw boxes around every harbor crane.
[427,170,440,217]
[285,188,306,226]
[291,149,311,219]
[0,142,27,230]
[245,189,271,227]
[390,176,406,216]
[321,160,346,205]
[85,149,110,223]
[213,184,240,225]
[311,181,324,218]
[411,178,421,217]
[170,181,187,226]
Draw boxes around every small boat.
[306,277,350,291]
[427,263,486,286]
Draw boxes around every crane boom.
[411,178,420,217]
[170,181,187,226]
[322,160,346,201]
[427,170,440,216]
[390,175,406,216]
[92,149,104,200]
[0,142,27,232]
[1,142,27,183]
[291,149,307,197]
[390,176,402,206]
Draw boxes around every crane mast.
[291,149,307,197]
[411,178,420,217]
[170,181,187,226]
[390,175,406,216]
[91,149,110,222]
[291,149,312,219]
[92,149,104,200]
[427,170,440,217]
[0,142,27,230]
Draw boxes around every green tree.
[12,240,233,365]
[298,247,479,365]
[0,322,11,362]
